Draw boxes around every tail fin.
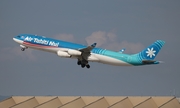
[137,40,165,60]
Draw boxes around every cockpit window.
[17,36,21,38]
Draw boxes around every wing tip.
[91,43,97,47]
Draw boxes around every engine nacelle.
[57,51,71,58]
[68,49,82,56]
[20,45,28,49]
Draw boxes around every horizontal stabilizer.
[119,48,125,53]
[142,60,160,64]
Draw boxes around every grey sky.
[0,0,180,96]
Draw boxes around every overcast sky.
[0,0,180,97]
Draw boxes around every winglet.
[91,43,97,48]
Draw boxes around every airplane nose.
[13,38,18,42]
[13,37,20,43]
[13,37,23,44]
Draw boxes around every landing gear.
[21,48,25,51]
[81,64,90,69]
[20,45,28,51]
[77,60,90,69]
[77,61,81,65]
[86,64,90,69]
[81,64,86,68]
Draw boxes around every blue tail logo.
[137,40,165,60]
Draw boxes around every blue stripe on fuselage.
[18,34,86,49]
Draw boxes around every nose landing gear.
[21,48,25,51]
[20,45,28,51]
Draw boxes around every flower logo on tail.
[146,47,156,58]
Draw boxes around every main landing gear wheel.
[86,65,90,69]
[81,64,86,68]
[81,64,90,69]
[77,61,81,65]
[77,60,90,69]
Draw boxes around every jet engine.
[57,51,71,58]
[67,49,82,56]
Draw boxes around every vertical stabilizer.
[137,40,165,60]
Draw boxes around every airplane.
[13,34,165,68]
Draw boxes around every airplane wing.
[58,43,97,68]
[79,43,96,52]
[79,43,97,60]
